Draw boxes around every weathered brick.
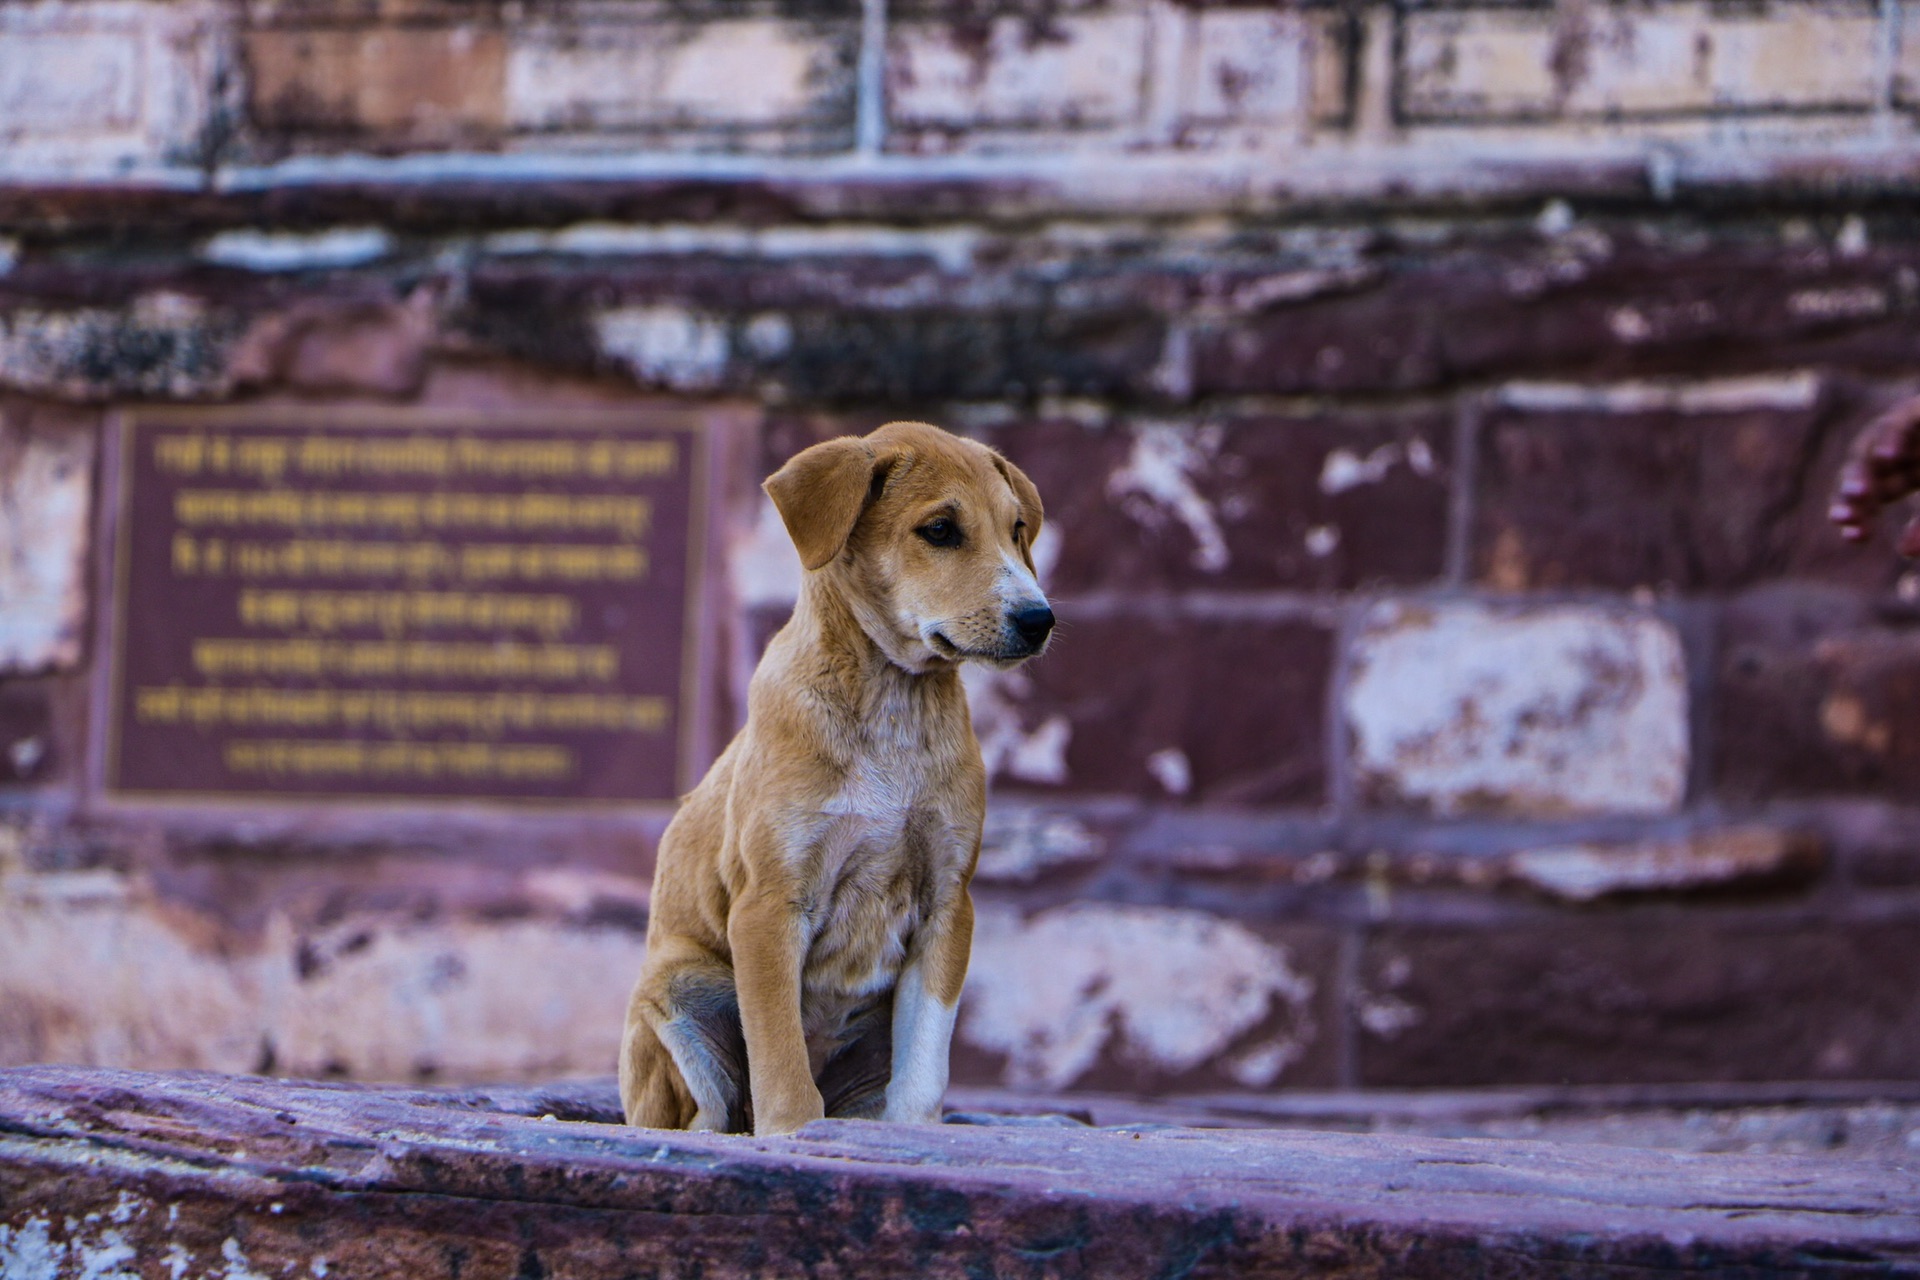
[0,872,647,1078]
[1358,914,1920,1086]
[1471,387,1830,591]
[1402,1,1882,122]
[887,11,1147,146]
[0,0,220,177]
[1179,10,1347,129]
[1716,586,1920,802]
[506,15,857,152]
[244,25,508,148]
[956,903,1340,1093]
[978,413,1450,593]
[972,614,1332,804]
[1346,603,1689,817]
[0,406,94,674]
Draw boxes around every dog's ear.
[764,437,896,571]
[992,453,1045,565]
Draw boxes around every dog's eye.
[1013,519,1026,541]
[917,517,963,548]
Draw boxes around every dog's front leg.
[729,891,825,1135]
[884,891,974,1124]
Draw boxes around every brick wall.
[2,0,1919,1096]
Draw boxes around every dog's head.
[764,422,1052,673]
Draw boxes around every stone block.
[887,11,1148,145]
[1190,282,1446,397]
[1470,390,1829,591]
[1346,603,1689,817]
[958,903,1338,1092]
[1402,1,1882,121]
[979,413,1450,593]
[1716,587,1920,802]
[0,408,94,674]
[1358,914,1920,1086]
[0,871,645,1079]
[506,14,857,151]
[0,0,220,177]
[1179,10,1346,128]
[971,613,1332,804]
[244,24,508,148]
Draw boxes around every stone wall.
[3,0,1919,1099]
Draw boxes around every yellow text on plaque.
[176,490,653,540]
[224,739,574,781]
[192,638,620,683]
[237,589,580,639]
[139,685,668,737]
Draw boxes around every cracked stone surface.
[1,1067,1916,1278]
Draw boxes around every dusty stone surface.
[1346,602,1689,817]
[3,1067,1917,1279]
[0,406,94,674]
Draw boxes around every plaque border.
[88,404,717,815]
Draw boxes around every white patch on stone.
[1787,285,1887,322]
[0,1212,142,1280]
[1608,307,1653,342]
[964,666,1071,786]
[975,810,1100,883]
[963,904,1314,1090]
[0,239,16,276]
[1345,602,1689,816]
[732,496,804,608]
[1029,522,1062,589]
[1145,747,1191,797]
[0,295,229,399]
[741,312,793,359]
[484,223,981,274]
[200,228,393,272]
[1836,215,1869,259]
[1303,524,1340,558]
[1107,424,1228,572]
[1357,994,1422,1039]
[1317,443,1403,495]
[216,1238,268,1280]
[1497,372,1821,415]
[1536,199,1575,236]
[592,305,729,390]
[1509,829,1809,902]
[0,423,94,673]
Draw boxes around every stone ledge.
[2,1067,1916,1277]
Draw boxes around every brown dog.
[620,421,1052,1136]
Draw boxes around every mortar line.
[1334,922,1363,1090]
[1324,596,1362,821]
[856,0,889,157]
[1443,392,1484,590]
[1878,0,1902,130]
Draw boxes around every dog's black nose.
[1010,605,1055,649]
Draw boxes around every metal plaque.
[100,407,709,807]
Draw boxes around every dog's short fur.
[620,421,1052,1136]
